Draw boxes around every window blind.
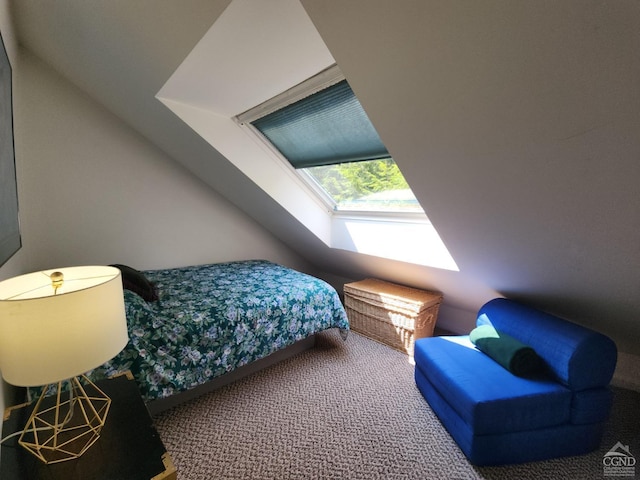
[251,80,389,169]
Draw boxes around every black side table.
[1,372,176,480]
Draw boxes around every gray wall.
[302,0,640,356]
[13,51,309,273]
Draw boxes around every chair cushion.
[414,336,572,435]
[477,298,617,390]
[415,367,606,466]
[571,387,613,424]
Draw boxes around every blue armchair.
[414,298,617,465]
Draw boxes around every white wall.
[13,49,309,274]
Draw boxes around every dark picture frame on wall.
[0,31,20,267]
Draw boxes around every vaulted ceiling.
[10,0,640,354]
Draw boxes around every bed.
[88,260,349,413]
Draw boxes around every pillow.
[469,325,544,377]
[122,289,162,329]
[110,264,159,302]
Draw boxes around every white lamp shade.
[0,265,129,387]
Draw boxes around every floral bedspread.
[90,260,349,401]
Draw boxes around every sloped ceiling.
[11,0,640,354]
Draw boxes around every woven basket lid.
[344,278,442,313]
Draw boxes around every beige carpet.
[153,330,640,480]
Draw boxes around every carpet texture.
[154,330,640,479]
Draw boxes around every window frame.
[235,65,423,216]
[236,65,344,126]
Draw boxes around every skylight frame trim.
[333,209,432,224]
[240,120,338,213]
[242,119,429,217]
[235,64,344,125]
[235,64,427,217]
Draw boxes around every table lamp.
[0,265,129,464]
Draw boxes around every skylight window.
[240,69,422,213]
[304,160,422,213]
[157,2,457,269]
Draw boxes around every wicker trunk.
[344,278,442,356]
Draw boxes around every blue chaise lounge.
[414,298,617,466]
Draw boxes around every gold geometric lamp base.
[19,375,112,464]
[0,265,130,464]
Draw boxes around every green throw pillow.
[469,325,544,377]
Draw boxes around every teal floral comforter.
[90,260,349,401]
